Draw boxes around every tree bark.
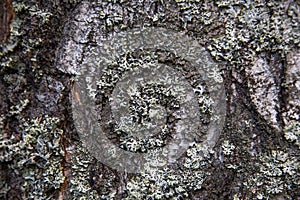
[0,0,299,199]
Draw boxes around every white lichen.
[9,99,30,116]
[222,140,235,156]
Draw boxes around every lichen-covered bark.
[0,0,299,199]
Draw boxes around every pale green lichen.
[12,2,52,23]
[68,144,105,199]
[52,0,300,198]
[0,19,21,57]
[284,120,300,149]
[0,115,65,199]
[8,99,30,116]
[1,1,53,68]
[0,115,4,131]
[206,1,299,65]
[1,0,298,198]
[94,50,211,155]
[116,83,180,152]
[237,150,299,199]
[125,143,213,199]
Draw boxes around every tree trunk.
[0,0,299,199]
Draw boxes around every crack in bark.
[0,0,14,44]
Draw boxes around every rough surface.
[0,0,14,44]
[0,0,299,199]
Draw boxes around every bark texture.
[0,0,299,199]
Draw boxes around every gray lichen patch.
[0,116,65,199]
[0,0,299,199]
[66,142,123,200]
[125,143,213,199]
[283,49,300,149]
[0,0,79,199]
[94,50,209,155]
[234,150,299,200]
[57,0,299,199]
[66,144,101,199]
[207,1,300,65]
